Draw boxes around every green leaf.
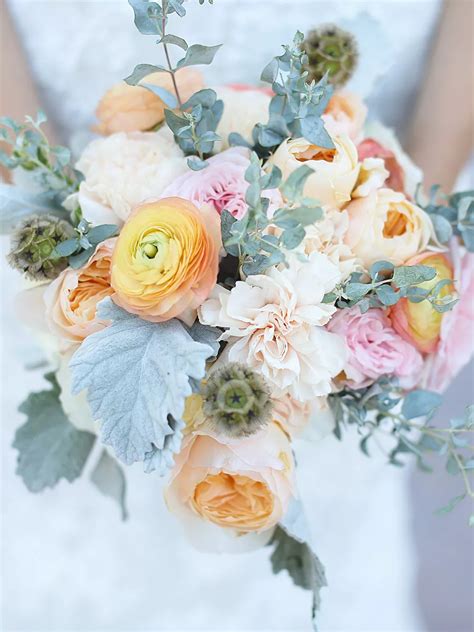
[87,224,119,245]
[220,209,239,257]
[68,246,95,269]
[0,184,66,233]
[141,83,178,108]
[392,265,436,288]
[176,44,222,69]
[128,0,162,35]
[401,390,442,420]
[13,374,95,492]
[228,132,253,149]
[159,34,188,50]
[53,238,80,258]
[70,299,215,466]
[124,63,167,86]
[187,156,209,170]
[281,165,314,202]
[369,260,394,281]
[281,225,305,249]
[90,450,128,520]
[431,214,453,243]
[344,282,372,301]
[375,284,399,306]
[260,58,278,83]
[268,525,327,628]
[435,493,466,515]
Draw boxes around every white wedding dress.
[2,1,444,630]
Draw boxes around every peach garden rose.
[44,238,116,345]
[269,134,360,209]
[165,421,296,536]
[111,197,221,324]
[95,68,204,135]
[344,188,434,268]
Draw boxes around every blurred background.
[1,1,473,630]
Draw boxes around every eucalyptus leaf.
[375,284,399,306]
[70,299,215,466]
[125,63,168,86]
[86,224,119,245]
[159,33,188,50]
[281,165,314,202]
[0,184,65,233]
[401,390,442,420]
[187,156,209,171]
[393,265,437,288]
[141,84,178,108]
[176,44,222,69]
[128,0,162,35]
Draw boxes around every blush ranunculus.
[111,198,221,324]
[165,422,296,550]
[94,68,204,135]
[389,251,455,354]
[162,147,282,220]
[44,238,116,345]
[327,306,423,388]
[269,134,360,209]
[344,188,434,268]
[422,241,474,392]
[322,91,367,141]
[357,138,405,193]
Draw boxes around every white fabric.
[3,1,443,629]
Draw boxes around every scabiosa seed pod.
[7,214,75,281]
[303,25,358,88]
[202,363,272,438]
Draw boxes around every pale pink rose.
[327,306,423,388]
[272,393,335,439]
[162,147,282,220]
[323,91,367,141]
[423,241,474,392]
[165,422,296,551]
[44,239,116,345]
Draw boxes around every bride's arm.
[0,4,57,180]
[405,0,473,192]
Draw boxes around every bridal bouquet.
[2,1,473,627]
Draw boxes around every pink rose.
[162,147,282,220]
[327,307,423,388]
[423,240,474,392]
[357,139,405,194]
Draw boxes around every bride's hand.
[406,0,473,192]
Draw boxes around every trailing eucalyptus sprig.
[329,381,474,522]
[326,260,458,313]
[126,0,223,166]
[230,31,334,157]
[0,111,80,201]
[222,152,323,276]
[416,184,474,251]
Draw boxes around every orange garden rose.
[390,252,454,354]
[111,198,221,324]
[44,239,116,344]
[95,68,204,135]
[165,421,296,535]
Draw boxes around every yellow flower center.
[192,472,274,531]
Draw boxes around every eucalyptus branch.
[161,0,182,107]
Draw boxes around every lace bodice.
[8,0,442,142]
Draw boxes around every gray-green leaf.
[402,390,442,420]
[70,299,215,466]
[13,374,95,492]
[176,44,222,69]
[90,449,128,520]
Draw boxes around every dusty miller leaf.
[70,299,214,466]
[90,449,128,520]
[13,374,95,492]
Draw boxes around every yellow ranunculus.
[390,252,454,353]
[111,197,220,324]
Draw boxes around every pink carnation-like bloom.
[327,306,423,388]
[161,147,282,220]
[423,240,474,392]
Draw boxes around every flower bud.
[303,25,358,88]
